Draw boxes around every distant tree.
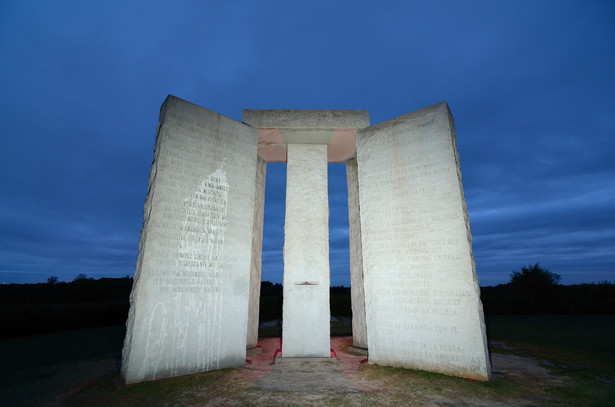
[73,273,89,281]
[47,276,59,285]
[510,263,561,288]
[260,281,283,297]
[509,263,561,312]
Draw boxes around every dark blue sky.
[1,1,613,286]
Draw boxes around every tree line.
[1,265,612,338]
[481,263,614,314]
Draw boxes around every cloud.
[0,1,613,287]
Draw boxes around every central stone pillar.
[282,143,331,357]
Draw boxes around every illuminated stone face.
[122,97,491,384]
[122,96,258,384]
[355,102,491,381]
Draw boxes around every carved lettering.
[357,103,489,379]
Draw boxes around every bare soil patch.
[212,336,564,406]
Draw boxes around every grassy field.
[486,314,615,382]
[485,315,615,406]
[1,315,613,406]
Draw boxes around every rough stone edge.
[247,157,266,348]
[346,158,367,349]
[121,95,171,381]
[445,102,492,381]
[121,95,260,384]
[356,101,492,382]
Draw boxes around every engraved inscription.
[122,96,257,384]
[357,103,489,379]
[150,162,230,294]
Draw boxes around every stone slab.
[346,158,367,349]
[275,357,337,364]
[242,110,370,129]
[356,102,491,381]
[247,157,266,349]
[346,346,368,357]
[279,129,333,144]
[242,110,370,163]
[122,95,258,384]
[282,144,330,357]
[246,347,263,357]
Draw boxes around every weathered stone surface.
[282,144,331,357]
[124,100,490,383]
[122,95,258,384]
[346,158,367,349]
[243,110,370,129]
[243,110,370,163]
[247,157,266,349]
[356,102,491,381]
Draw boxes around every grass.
[0,325,126,370]
[485,315,615,353]
[1,315,614,406]
[486,315,615,407]
[68,369,234,407]
[0,326,127,407]
[361,363,527,404]
[486,315,615,376]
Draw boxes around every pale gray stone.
[356,102,491,381]
[124,100,490,384]
[247,157,266,349]
[244,110,370,164]
[243,110,369,129]
[278,129,333,145]
[122,95,258,384]
[346,158,367,349]
[282,144,331,357]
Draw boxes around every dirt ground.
[221,336,566,406]
[10,335,572,407]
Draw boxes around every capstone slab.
[244,110,370,163]
[243,110,370,129]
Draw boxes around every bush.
[509,263,561,312]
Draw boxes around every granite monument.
[121,96,491,384]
